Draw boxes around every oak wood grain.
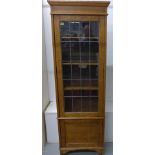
[48,0,110,7]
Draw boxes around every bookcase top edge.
[48,0,110,7]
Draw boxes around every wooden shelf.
[64,96,98,98]
[64,86,98,90]
[61,41,98,42]
[61,37,99,39]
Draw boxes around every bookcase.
[47,1,110,154]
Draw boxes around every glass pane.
[63,65,71,79]
[64,90,72,96]
[90,65,98,79]
[90,22,99,38]
[60,22,70,38]
[82,97,90,112]
[91,90,98,96]
[81,65,89,79]
[63,80,71,87]
[90,42,99,62]
[72,97,81,112]
[61,42,70,62]
[71,42,80,61]
[90,97,98,112]
[80,22,89,39]
[73,90,81,96]
[60,20,99,113]
[81,42,89,62]
[82,90,90,96]
[70,22,80,38]
[72,65,80,79]
[65,97,72,112]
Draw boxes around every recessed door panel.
[60,119,104,147]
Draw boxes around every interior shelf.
[64,86,98,90]
[64,96,98,98]
[61,41,98,42]
[61,37,99,39]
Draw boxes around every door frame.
[53,15,106,117]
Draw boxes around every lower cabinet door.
[59,119,104,147]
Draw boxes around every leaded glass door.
[54,16,106,117]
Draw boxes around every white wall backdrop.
[43,3,56,101]
[42,23,49,146]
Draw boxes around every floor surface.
[43,142,113,155]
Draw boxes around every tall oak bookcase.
[47,1,110,154]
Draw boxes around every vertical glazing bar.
[69,22,73,112]
[97,22,99,111]
[79,22,82,112]
[88,21,91,111]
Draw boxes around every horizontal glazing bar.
[62,63,98,65]
[64,96,98,97]
[61,41,99,43]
